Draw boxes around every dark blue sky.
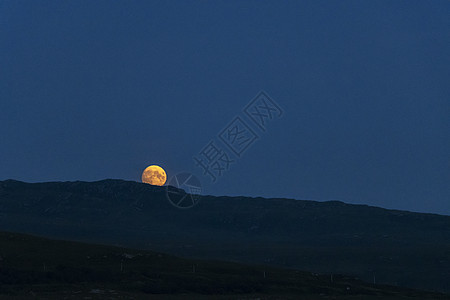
[1,1,449,214]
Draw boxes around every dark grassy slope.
[0,179,450,293]
[0,231,448,299]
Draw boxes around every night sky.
[1,1,449,214]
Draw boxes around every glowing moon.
[141,165,167,186]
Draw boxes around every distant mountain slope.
[1,179,450,293]
[0,231,449,299]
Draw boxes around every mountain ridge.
[1,179,449,293]
[2,178,447,217]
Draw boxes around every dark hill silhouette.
[2,231,449,299]
[1,179,449,293]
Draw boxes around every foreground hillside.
[1,179,450,293]
[0,231,448,299]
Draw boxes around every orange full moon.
[141,165,167,186]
